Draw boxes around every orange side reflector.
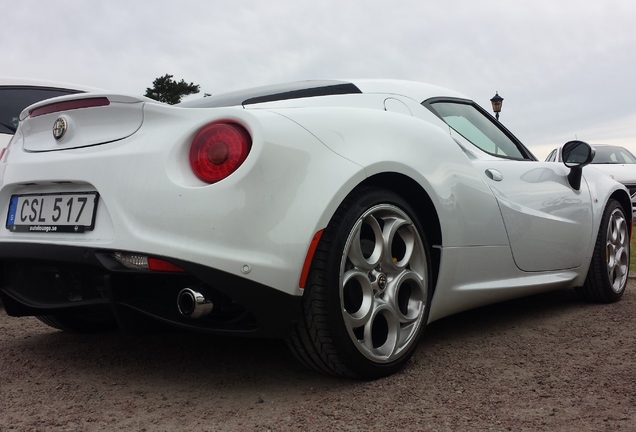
[299,230,324,289]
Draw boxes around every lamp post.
[490,92,504,121]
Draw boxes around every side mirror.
[562,140,595,190]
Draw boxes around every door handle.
[485,169,503,181]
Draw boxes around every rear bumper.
[0,243,300,338]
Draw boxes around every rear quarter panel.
[271,106,511,248]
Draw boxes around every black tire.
[36,309,118,333]
[287,187,432,379]
[576,199,629,303]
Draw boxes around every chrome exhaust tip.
[177,288,213,319]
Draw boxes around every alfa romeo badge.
[52,117,68,141]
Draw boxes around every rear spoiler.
[20,93,159,121]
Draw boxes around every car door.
[425,99,593,272]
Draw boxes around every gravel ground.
[1,281,635,431]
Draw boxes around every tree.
[144,74,200,104]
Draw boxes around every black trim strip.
[243,83,362,105]
[178,80,362,109]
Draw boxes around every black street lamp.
[490,92,504,121]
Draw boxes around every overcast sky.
[4,0,636,159]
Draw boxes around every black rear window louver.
[178,80,362,109]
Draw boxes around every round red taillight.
[189,123,251,183]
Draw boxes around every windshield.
[592,145,636,164]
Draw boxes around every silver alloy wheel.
[339,204,428,363]
[606,207,629,292]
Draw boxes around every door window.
[425,99,534,160]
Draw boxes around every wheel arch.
[355,172,442,291]
[609,189,633,228]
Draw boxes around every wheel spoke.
[381,217,416,271]
[360,304,400,359]
[385,270,427,324]
[342,269,374,327]
[347,214,383,270]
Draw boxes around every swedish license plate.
[6,192,99,233]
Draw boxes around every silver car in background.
[546,144,636,214]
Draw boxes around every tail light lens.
[113,252,185,272]
[189,123,251,183]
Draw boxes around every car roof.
[179,79,468,108]
[350,79,467,100]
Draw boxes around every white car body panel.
[0,135,11,149]
[429,246,582,322]
[471,158,594,271]
[593,163,636,184]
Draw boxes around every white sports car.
[0,80,630,379]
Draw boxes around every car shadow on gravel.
[423,288,584,341]
[0,288,606,387]
[1,313,349,394]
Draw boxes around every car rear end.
[0,91,358,337]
